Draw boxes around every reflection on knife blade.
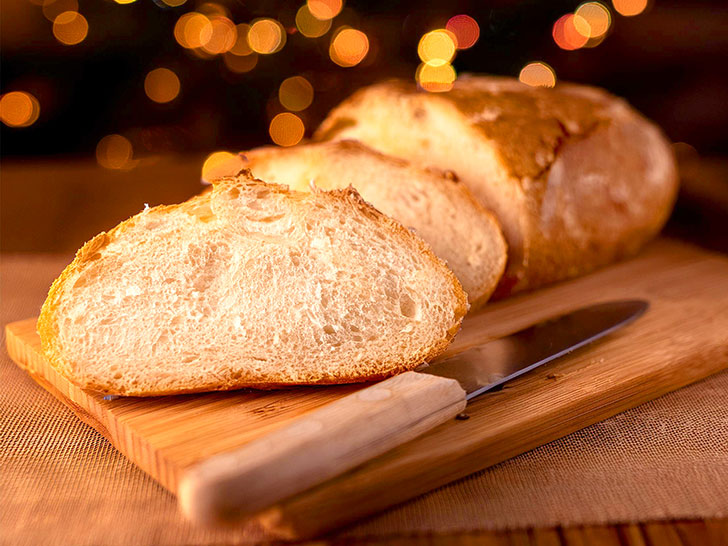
[421,300,649,400]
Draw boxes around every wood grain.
[179,372,466,523]
[5,239,728,539]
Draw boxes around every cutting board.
[6,239,728,538]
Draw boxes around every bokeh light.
[269,112,305,147]
[42,0,78,22]
[247,18,286,54]
[446,15,480,50]
[160,0,186,6]
[144,68,181,103]
[296,5,332,38]
[52,11,88,45]
[519,62,556,88]
[113,0,136,4]
[416,62,457,93]
[229,24,253,56]
[0,92,41,128]
[174,12,213,49]
[201,16,237,55]
[197,2,228,17]
[575,2,612,38]
[552,14,589,50]
[96,134,134,170]
[201,151,245,183]
[418,29,457,66]
[329,28,369,67]
[613,0,648,16]
[307,0,343,21]
[223,51,258,73]
[279,76,314,112]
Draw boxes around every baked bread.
[38,173,467,396]
[239,140,507,308]
[316,75,679,297]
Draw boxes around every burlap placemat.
[2,254,727,546]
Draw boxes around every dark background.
[2,0,727,158]
[1,0,727,254]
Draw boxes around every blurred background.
[1,0,727,252]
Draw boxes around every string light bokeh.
[4,0,721,167]
[0,92,41,128]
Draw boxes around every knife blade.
[423,299,648,400]
[179,299,649,524]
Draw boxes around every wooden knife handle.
[178,371,466,524]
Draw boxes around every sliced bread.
[240,140,507,308]
[38,172,467,396]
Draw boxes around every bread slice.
[239,140,507,308]
[38,172,467,396]
[315,75,679,297]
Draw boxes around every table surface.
[2,153,727,546]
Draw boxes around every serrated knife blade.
[422,299,649,400]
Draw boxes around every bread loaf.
[240,140,507,308]
[38,173,467,396]
[316,75,679,297]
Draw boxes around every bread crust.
[315,76,679,297]
[38,174,467,396]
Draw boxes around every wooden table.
[2,154,727,545]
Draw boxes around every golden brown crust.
[315,76,679,297]
[38,172,467,396]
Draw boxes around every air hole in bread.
[254,213,286,223]
[399,294,420,320]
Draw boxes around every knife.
[178,299,648,524]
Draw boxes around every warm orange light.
[418,29,457,66]
[416,62,456,93]
[197,2,228,17]
[201,16,237,55]
[575,2,612,38]
[519,62,556,88]
[96,134,134,170]
[269,113,305,147]
[223,51,258,73]
[0,92,40,128]
[42,0,78,22]
[230,24,253,55]
[144,68,180,104]
[279,76,314,112]
[160,0,186,6]
[113,0,136,4]
[552,14,589,50]
[613,0,648,16]
[330,28,369,67]
[247,18,286,54]
[52,11,88,45]
[307,0,342,21]
[296,5,332,38]
[446,15,480,50]
[201,151,245,183]
[174,12,213,49]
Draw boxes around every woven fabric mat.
[2,254,727,546]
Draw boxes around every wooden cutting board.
[6,239,728,539]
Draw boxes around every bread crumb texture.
[240,140,507,309]
[38,173,467,396]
